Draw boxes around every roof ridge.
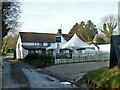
[19,32,56,35]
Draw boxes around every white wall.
[16,35,21,59]
[16,36,55,59]
[16,35,26,59]
[22,42,35,46]
[98,44,110,52]
[22,42,55,47]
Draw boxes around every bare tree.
[100,15,117,38]
[2,1,21,53]
[2,1,21,38]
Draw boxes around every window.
[48,43,51,46]
[28,50,36,53]
[34,42,39,46]
[39,43,43,46]
[38,50,42,54]
[56,36,61,42]
[44,43,48,46]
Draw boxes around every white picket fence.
[55,52,110,64]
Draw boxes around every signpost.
[56,36,61,53]
[110,35,120,68]
[110,1,120,68]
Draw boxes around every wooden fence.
[55,52,110,64]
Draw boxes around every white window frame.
[43,43,48,46]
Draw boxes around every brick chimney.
[57,29,62,35]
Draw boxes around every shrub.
[86,66,120,88]
[24,53,55,68]
[96,37,105,45]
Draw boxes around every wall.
[16,35,25,59]
[16,34,56,59]
[22,42,55,47]
[98,44,110,52]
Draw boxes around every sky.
[19,0,119,34]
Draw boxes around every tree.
[100,15,117,38]
[2,34,18,53]
[2,1,21,38]
[96,37,105,45]
[69,23,79,34]
[69,20,98,41]
[2,1,21,54]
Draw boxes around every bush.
[96,37,105,45]
[24,53,55,68]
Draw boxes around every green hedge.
[25,53,55,68]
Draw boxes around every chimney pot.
[57,29,62,35]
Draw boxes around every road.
[1,56,109,89]
[45,61,109,82]
[2,56,74,89]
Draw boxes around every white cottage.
[16,30,85,59]
[16,32,56,59]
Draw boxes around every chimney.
[57,29,62,35]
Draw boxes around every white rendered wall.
[22,42,55,47]
[16,35,22,59]
[16,36,55,59]
[16,35,25,59]
[98,44,110,53]
[22,42,35,46]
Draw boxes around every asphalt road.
[45,61,109,82]
[1,56,110,89]
[2,56,74,89]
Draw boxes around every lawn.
[86,66,120,88]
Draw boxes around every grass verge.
[85,66,120,88]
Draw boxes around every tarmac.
[2,56,75,89]
[45,61,109,82]
[1,55,110,88]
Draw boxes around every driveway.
[45,61,109,82]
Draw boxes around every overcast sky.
[19,0,118,34]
